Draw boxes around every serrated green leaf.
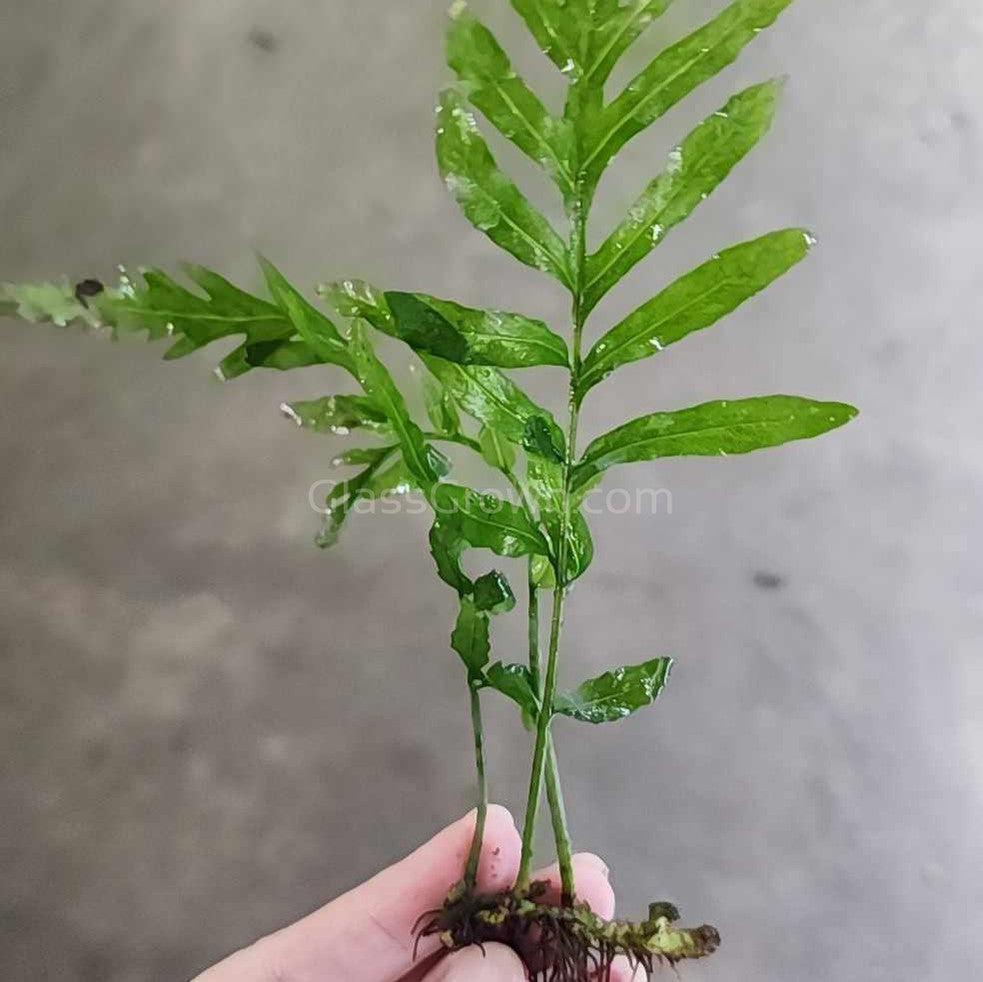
[281,394,390,435]
[424,376,462,435]
[473,571,517,614]
[452,599,492,680]
[436,88,571,285]
[554,657,672,723]
[420,356,566,462]
[580,0,796,188]
[578,229,813,398]
[485,662,539,714]
[573,396,859,492]
[447,6,576,196]
[389,291,570,369]
[584,80,785,313]
[479,426,517,473]
[433,484,551,560]
[1,280,106,330]
[259,258,354,371]
[106,266,287,362]
[349,323,444,489]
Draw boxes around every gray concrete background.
[1,1,980,979]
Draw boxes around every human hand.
[194,805,642,981]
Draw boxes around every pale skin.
[195,805,643,981]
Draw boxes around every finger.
[532,852,615,920]
[608,955,646,982]
[195,805,520,982]
[421,943,526,982]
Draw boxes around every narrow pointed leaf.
[578,229,813,398]
[584,80,785,313]
[573,396,859,492]
[451,600,491,680]
[430,519,473,596]
[580,0,796,187]
[479,426,517,473]
[260,258,354,371]
[527,458,594,583]
[349,323,444,488]
[433,484,551,559]
[420,355,566,462]
[217,339,323,380]
[580,1,675,87]
[319,279,391,328]
[280,394,390,435]
[424,376,462,435]
[316,447,401,549]
[436,89,571,285]
[554,657,673,723]
[485,662,539,714]
[509,0,580,75]
[447,6,576,195]
[386,291,569,369]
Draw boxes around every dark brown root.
[416,882,719,981]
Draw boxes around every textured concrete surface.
[1,2,981,980]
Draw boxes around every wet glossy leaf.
[386,291,569,369]
[522,415,566,463]
[573,396,859,492]
[436,88,571,285]
[349,323,444,488]
[447,6,576,196]
[332,446,397,468]
[260,258,353,371]
[479,426,517,473]
[452,599,492,680]
[424,376,462,435]
[526,459,594,583]
[316,448,404,549]
[216,339,323,380]
[584,80,785,314]
[430,519,472,596]
[580,0,796,187]
[280,394,390,435]
[578,229,813,398]
[579,1,675,88]
[433,484,550,559]
[420,356,565,462]
[554,657,673,723]
[474,571,517,614]
[530,554,557,590]
[485,662,539,714]
[319,279,391,327]
[509,1,672,85]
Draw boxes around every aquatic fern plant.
[1,1,857,977]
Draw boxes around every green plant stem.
[517,181,590,894]
[527,560,575,904]
[462,683,488,891]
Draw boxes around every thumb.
[423,943,526,981]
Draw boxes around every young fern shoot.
[2,1,857,978]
